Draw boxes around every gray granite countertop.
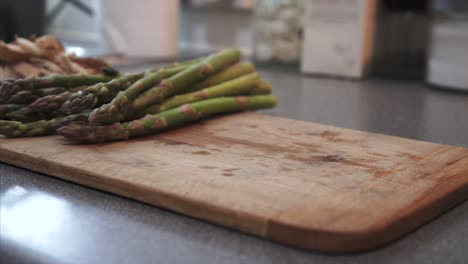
[1,65,468,264]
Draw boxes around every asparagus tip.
[58,122,128,143]
[88,103,120,125]
[61,92,96,114]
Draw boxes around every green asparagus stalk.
[186,62,256,92]
[5,91,72,122]
[0,74,116,104]
[28,92,72,112]
[85,63,195,115]
[5,107,60,122]
[5,90,40,104]
[60,60,200,115]
[4,88,83,122]
[68,86,88,93]
[250,80,272,94]
[60,72,145,114]
[39,87,68,95]
[2,86,70,105]
[89,48,241,125]
[0,112,90,137]
[21,86,86,112]
[58,95,277,143]
[133,72,269,118]
[0,104,25,119]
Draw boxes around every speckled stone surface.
[1,65,468,264]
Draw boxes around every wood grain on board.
[1,112,467,252]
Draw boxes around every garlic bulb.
[253,0,303,64]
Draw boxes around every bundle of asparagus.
[0,48,277,143]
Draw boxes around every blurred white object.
[301,0,377,78]
[255,42,274,61]
[273,37,300,63]
[269,20,290,36]
[96,0,179,57]
[427,0,468,91]
[427,20,468,91]
[253,0,304,64]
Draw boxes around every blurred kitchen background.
[1,0,467,91]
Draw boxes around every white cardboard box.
[301,0,377,78]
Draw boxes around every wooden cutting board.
[1,112,467,252]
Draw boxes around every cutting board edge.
[1,144,467,253]
[265,175,468,253]
[265,147,468,252]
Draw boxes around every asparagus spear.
[5,90,40,104]
[133,72,269,118]
[4,93,71,122]
[69,85,88,93]
[9,88,67,105]
[21,86,87,113]
[60,60,199,115]
[0,112,90,137]
[60,72,145,114]
[250,80,272,94]
[4,87,83,120]
[0,74,115,104]
[2,86,69,104]
[83,63,195,116]
[186,62,256,92]
[5,107,60,122]
[39,87,68,95]
[89,48,241,125]
[28,92,72,112]
[58,95,277,143]
[0,104,25,119]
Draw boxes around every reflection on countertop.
[1,186,71,262]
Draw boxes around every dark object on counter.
[0,0,45,42]
[426,0,468,91]
[371,0,430,80]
